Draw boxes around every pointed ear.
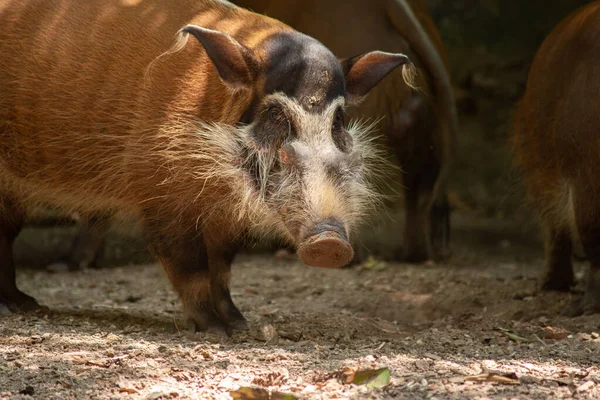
[181,25,261,89]
[341,51,412,105]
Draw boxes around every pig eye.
[268,106,287,125]
[332,108,352,153]
[332,108,344,131]
[255,104,295,148]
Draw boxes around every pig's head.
[170,25,415,268]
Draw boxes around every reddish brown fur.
[234,0,457,262]
[0,0,284,217]
[0,0,294,328]
[1,0,414,329]
[512,1,600,315]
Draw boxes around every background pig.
[512,1,600,316]
[0,0,416,331]
[43,213,111,271]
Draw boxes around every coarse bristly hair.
[140,109,394,246]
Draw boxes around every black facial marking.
[331,108,353,153]
[261,32,346,112]
[250,101,297,149]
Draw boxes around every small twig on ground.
[465,373,520,385]
[532,334,549,347]
[493,327,531,343]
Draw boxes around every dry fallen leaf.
[341,367,391,388]
[119,387,139,394]
[259,308,280,317]
[360,256,385,271]
[538,326,569,340]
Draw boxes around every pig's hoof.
[215,300,248,332]
[186,303,247,336]
[211,287,248,332]
[0,291,44,316]
[185,308,228,335]
[298,231,354,268]
[560,298,584,317]
[582,291,600,316]
[228,318,248,331]
[403,247,430,264]
[541,277,573,292]
[220,304,247,330]
[558,290,600,316]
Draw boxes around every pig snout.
[297,218,354,268]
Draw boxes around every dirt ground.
[2,213,600,400]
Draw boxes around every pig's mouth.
[296,218,354,268]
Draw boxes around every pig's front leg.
[207,241,247,331]
[145,218,246,334]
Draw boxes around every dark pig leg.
[389,96,448,263]
[68,215,110,269]
[562,185,600,316]
[0,194,41,314]
[400,164,440,263]
[208,241,247,331]
[144,216,246,333]
[430,191,451,260]
[541,222,574,292]
[49,214,110,271]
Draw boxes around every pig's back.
[0,0,265,211]
[515,1,600,176]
